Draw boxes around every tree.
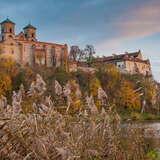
[97,64,121,102]
[124,74,158,112]
[69,46,82,61]
[54,67,71,85]
[117,80,141,110]
[138,78,157,112]
[0,54,16,75]
[75,70,93,93]
[69,45,96,64]
[0,72,12,97]
[84,45,96,65]
[12,69,26,91]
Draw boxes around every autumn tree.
[97,64,121,102]
[137,77,157,112]
[75,70,93,93]
[0,72,12,97]
[0,54,17,75]
[123,74,158,112]
[117,80,141,110]
[89,78,101,98]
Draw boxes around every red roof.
[95,51,150,64]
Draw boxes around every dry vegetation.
[0,74,153,160]
[0,56,159,159]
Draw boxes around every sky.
[0,0,160,81]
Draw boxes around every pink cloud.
[119,1,160,39]
[96,1,160,53]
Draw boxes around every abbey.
[0,18,68,67]
[95,51,151,76]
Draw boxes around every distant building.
[95,50,151,76]
[68,51,152,76]
[0,18,68,68]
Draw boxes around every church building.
[0,18,68,68]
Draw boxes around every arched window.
[32,33,34,38]
[52,47,56,65]
[10,28,12,33]
[2,36,4,41]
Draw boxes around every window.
[32,33,34,38]
[2,28,4,33]
[9,35,13,39]
[2,36,4,41]
[10,28,12,33]
[11,50,14,54]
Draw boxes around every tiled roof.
[1,18,15,25]
[96,51,150,64]
[23,24,36,30]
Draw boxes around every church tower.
[23,24,37,41]
[1,18,15,41]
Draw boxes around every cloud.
[95,0,160,81]
[97,1,160,52]
[119,1,160,39]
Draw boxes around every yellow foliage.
[89,78,101,97]
[118,80,141,110]
[104,64,121,90]
[74,99,82,109]
[95,99,101,110]
[0,54,16,68]
[69,80,77,91]
[0,72,12,96]
[0,54,17,77]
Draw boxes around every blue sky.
[0,0,160,81]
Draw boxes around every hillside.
[0,56,159,120]
[0,56,160,159]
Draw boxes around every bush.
[147,150,160,160]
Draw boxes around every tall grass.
[0,74,149,160]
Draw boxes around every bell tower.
[23,24,37,41]
[1,18,15,41]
